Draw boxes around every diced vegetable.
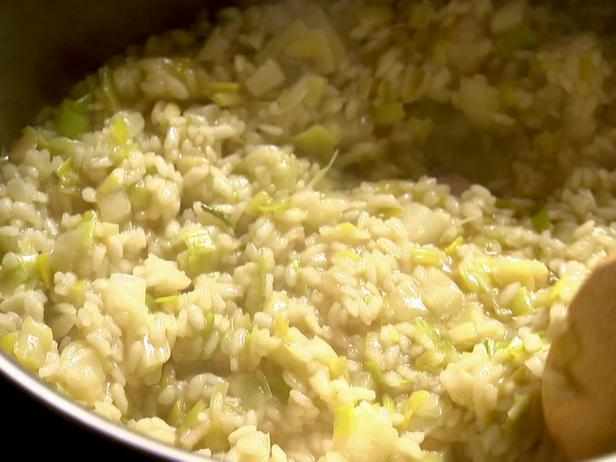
[450,322,477,345]
[77,211,98,249]
[304,74,327,108]
[445,236,464,255]
[489,257,548,290]
[365,360,383,387]
[413,318,454,354]
[380,324,401,344]
[203,310,215,339]
[459,259,493,293]
[284,29,335,74]
[54,157,81,191]
[202,204,232,227]
[503,336,527,363]
[14,317,54,370]
[247,191,270,214]
[333,404,355,440]
[409,247,446,267]
[181,228,216,256]
[337,222,359,235]
[0,253,36,296]
[155,294,181,305]
[211,91,242,107]
[401,203,451,245]
[245,59,286,97]
[72,93,93,113]
[180,228,219,275]
[70,279,87,304]
[484,338,508,356]
[229,370,272,410]
[0,332,18,355]
[258,197,292,215]
[382,394,396,414]
[179,399,206,432]
[128,182,151,209]
[266,372,291,401]
[456,76,507,128]
[504,393,531,431]
[246,191,292,216]
[36,252,53,289]
[97,169,124,195]
[292,124,338,158]
[532,208,552,232]
[167,400,186,426]
[208,81,240,93]
[326,355,348,379]
[401,390,429,425]
[373,102,406,126]
[184,251,220,275]
[510,286,534,315]
[55,100,91,139]
[270,314,288,338]
[25,126,79,159]
[108,118,126,146]
[98,190,130,223]
[334,250,361,262]
[333,401,398,462]
[56,341,106,403]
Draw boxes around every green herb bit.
[202,204,232,227]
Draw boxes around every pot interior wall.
[0,0,209,146]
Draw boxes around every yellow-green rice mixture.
[2,1,616,461]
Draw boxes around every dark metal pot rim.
[0,352,213,461]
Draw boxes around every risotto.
[2,1,616,461]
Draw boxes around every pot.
[0,1,614,461]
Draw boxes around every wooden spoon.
[543,255,616,460]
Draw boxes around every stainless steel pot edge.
[0,352,214,461]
